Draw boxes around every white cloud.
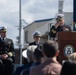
[64,0,73,12]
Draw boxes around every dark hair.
[34,47,43,61]
[60,61,76,75]
[43,40,59,58]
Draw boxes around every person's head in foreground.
[42,40,59,58]
[68,52,76,63]
[60,52,76,75]
[22,45,37,62]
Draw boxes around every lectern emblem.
[64,45,74,57]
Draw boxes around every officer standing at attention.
[0,26,15,75]
[49,14,71,40]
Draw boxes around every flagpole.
[19,0,22,64]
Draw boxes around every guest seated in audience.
[60,52,76,75]
[30,40,62,75]
[14,45,37,75]
[32,47,45,65]
[20,46,45,75]
[68,52,76,63]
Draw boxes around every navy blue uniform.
[49,25,71,38]
[0,37,15,75]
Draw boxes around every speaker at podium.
[57,31,76,64]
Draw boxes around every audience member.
[21,47,44,75]
[60,52,76,75]
[14,45,37,75]
[30,40,62,75]
[33,47,45,64]
[68,52,76,63]
[60,61,76,75]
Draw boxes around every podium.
[57,31,76,64]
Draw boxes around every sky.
[0,0,73,48]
